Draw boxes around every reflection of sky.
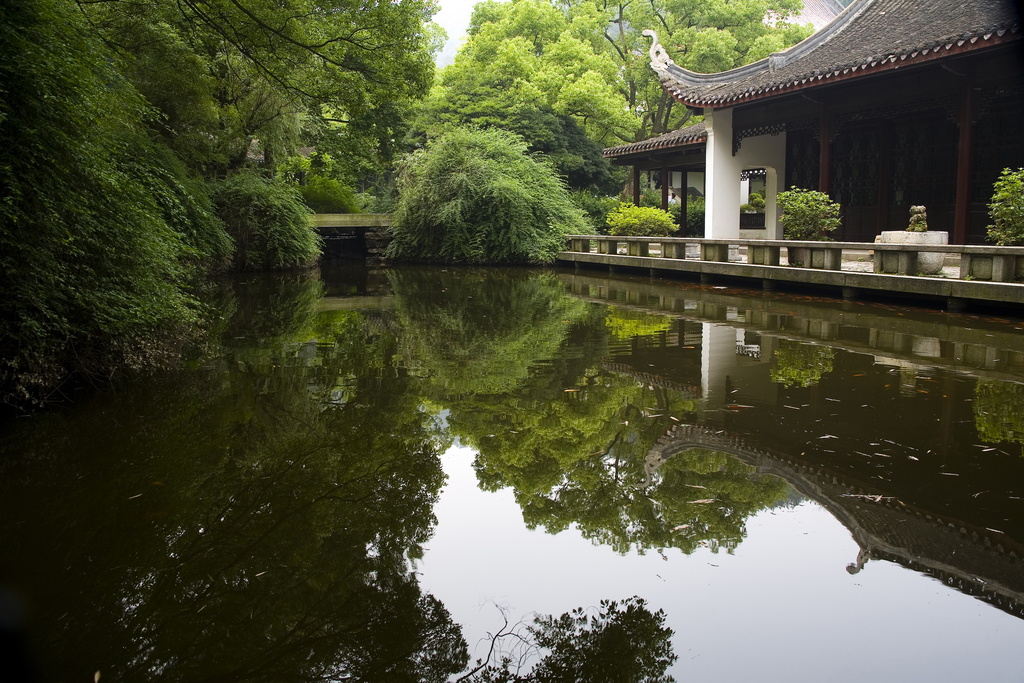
[419,444,1024,682]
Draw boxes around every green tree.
[78,0,441,176]
[0,0,221,405]
[427,0,635,145]
[387,127,586,264]
[210,172,322,270]
[591,0,812,140]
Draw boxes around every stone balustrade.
[565,236,1024,282]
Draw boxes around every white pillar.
[765,167,781,239]
[704,108,742,239]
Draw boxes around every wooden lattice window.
[784,129,819,191]
[831,128,879,207]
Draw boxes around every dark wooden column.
[875,128,891,232]
[818,105,832,194]
[953,78,975,245]
[632,165,641,205]
[661,162,669,210]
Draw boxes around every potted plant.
[877,204,948,274]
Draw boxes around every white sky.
[433,0,481,66]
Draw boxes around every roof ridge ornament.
[642,29,675,76]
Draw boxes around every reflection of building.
[605,0,1024,243]
[562,268,1024,617]
[561,271,1024,385]
[646,423,1024,619]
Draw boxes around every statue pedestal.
[878,231,948,274]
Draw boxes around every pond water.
[1,265,1023,682]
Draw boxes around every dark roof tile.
[602,122,707,158]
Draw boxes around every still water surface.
[1,265,1023,682]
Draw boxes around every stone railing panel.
[563,236,1024,283]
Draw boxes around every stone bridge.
[312,214,392,265]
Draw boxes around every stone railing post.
[662,241,685,259]
[701,243,729,262]
[628,240,650,257]
[823,247,842,271]
[749,244,781,266]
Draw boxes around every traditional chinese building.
[604,0,1024,244]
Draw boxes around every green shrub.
[638,186,683,225]
[748,192,766,211]
[606,204,678,237]
[210,173,321,271]
[570,190,621,234]
[129,141,233,272]
[299,177,360,214]
[778,188,840,241]
[986,168,1024,246]
[387,127,586,264]
[278,153,360,214]
[666,200,681,223]
[639,187,661,209]
[686,196,706,237]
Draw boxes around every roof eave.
[663,28,1022,110]
[602,134,707,159]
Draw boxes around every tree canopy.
[78,0,442,175]
[421,0,814,153]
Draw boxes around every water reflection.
[1,273,467,682]
[465,597,675,683]
[1,265,1022,682]
[561,269,1024,617]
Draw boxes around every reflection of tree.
[468,597,677,683]
[0,276,468,682]
[388,268,592,395]
[445,351,783,554]
[974,379,1024,446]
[462,371,701,554]
[770,340,835,388]
[605,306,673,342]
[389,268,788,556]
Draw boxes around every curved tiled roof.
[602,122,706,158]
[649,0,1022,108]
